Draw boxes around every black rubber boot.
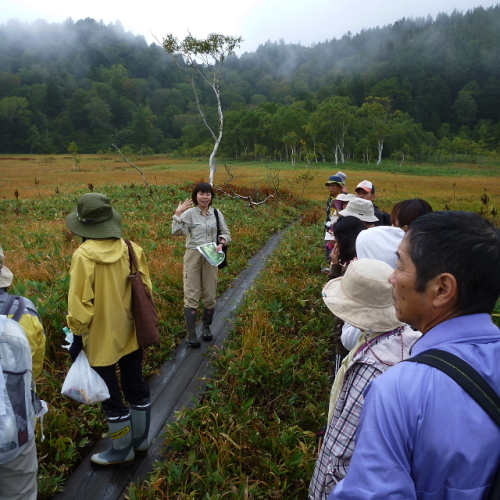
[130,396,151,456]
[90,413,135,467]
[184,307,200,347]
[201,308,214,341]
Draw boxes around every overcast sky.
[2,0,497,53]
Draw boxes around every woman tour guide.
[172,182,231,347]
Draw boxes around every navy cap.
[325,175,344,186]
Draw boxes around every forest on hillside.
[0,6,500,163]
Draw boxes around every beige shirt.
[172,206,231,249]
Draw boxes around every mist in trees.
[0,6,500,162]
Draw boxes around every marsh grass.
[127,219,331,499]
[0,156,498,497]
[2,179,309,498]
[2,155,499,206]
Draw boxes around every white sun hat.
[339,198,378,223]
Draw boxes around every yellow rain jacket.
[18,314,45,379]
[66,238,152,367]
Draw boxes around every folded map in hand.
[196,242,225,267]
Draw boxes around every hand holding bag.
[124,239,160,348]
[214,209,228,269]
[61,350,110,404]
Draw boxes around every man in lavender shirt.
[330,210,500,500]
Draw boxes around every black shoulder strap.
[214,209,221,240]
[408,349,500,426]
[1,295,26,323]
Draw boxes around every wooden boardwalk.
[52,230,284,500]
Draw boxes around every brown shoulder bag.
[124,239,160,348]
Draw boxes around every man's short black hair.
[406,211,500,315]
[191,182,215,206]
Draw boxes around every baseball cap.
[325,175,344,186]
[355,180,375,193]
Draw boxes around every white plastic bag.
[61,351,110,404]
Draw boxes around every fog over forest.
[0,5,499,161]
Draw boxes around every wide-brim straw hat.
[66,193,122,239]
[322,258,404,333]
[0,245,14,288]
[339,198,379,223]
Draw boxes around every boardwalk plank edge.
[52,230,285,500]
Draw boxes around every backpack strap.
[408,349,500,499]
[1,295,17,316]
[0,295,26,323]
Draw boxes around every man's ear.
[431,273,459,309]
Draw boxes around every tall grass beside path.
[1,182,312,498]
[128,213,332,499]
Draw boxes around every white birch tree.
[313,96,355,165]
[360,97,393,166]
[163,33,243,185]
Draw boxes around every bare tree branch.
[111,143,150,187]
[214,164,276,208]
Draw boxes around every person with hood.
[65,192,152,467]
[309,259,421,500]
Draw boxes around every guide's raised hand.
[175,198,193,216]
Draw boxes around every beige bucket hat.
[0,245,14,288]
[322,258,404,333]
[339,197,379,223]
